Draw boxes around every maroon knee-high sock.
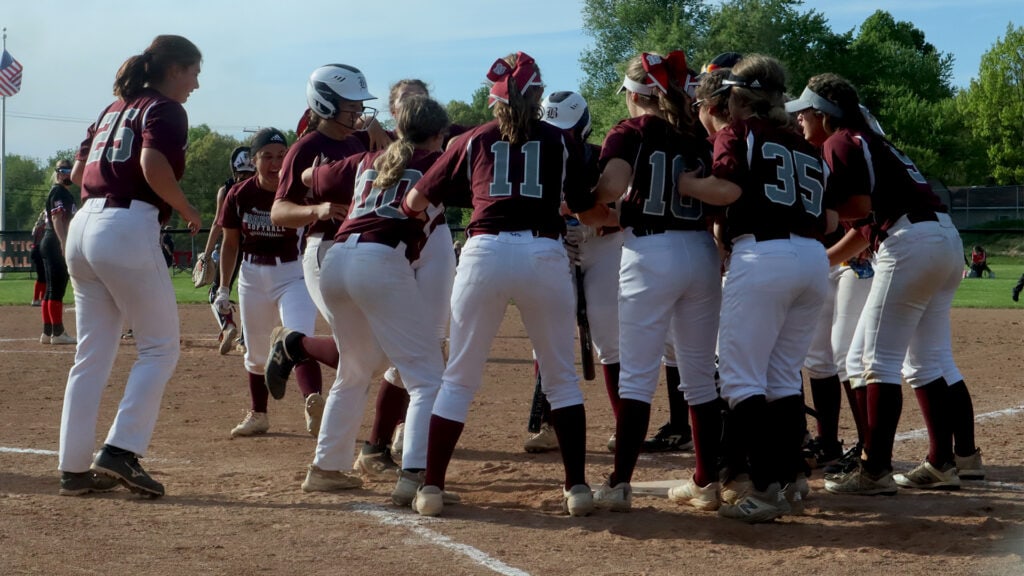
[610,399,650,485]
[809,375,842,443]
[549,403,587,489]
[730,395,774,492]
[46,301,66,335]
[300,335,340,369]
[767,395,806,485]
[664,365,691,435]
[864,383,902,474]
[41,299,53,335]
[369,379,410,447]
[689,400,722,487]
[843,380,867,444]
[33,281,45,301]
[249,372,269,413]
[424,415,464,490]
[914,378,954,466]
[946,380,977,457]
[294,359,322,397]
[602,363,621,420]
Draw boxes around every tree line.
[2,1,1020,233]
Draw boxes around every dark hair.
[727,54,788,126]
[695,68,731,119]
[113,35,201,100]
[374,96,449,189]
[388,79,430,115]
[805,73,870,133]
[624,53,696,133]
[492,53,543,145]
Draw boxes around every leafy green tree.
[957,23,1024,184]
[445,85,491,127]
[177,124,243,229]
[2,155,49,230]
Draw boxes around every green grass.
[3,258,1022,308]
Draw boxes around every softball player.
[299,96,451,499]
[264,64,374,435]
[588,51,721,513]
[784,74,981,495]
[201,146,255,355]
[679,55,830,523]
[59,35,202,498]
[215,128,322,438]
[402,52,600,517]
[40,160,78,345]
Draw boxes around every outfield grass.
[3,259,1022,308]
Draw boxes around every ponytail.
[374,95,449,189]
[113,35,201,100]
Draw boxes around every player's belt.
[753,230,791,242]
[904,210,938,224]
[467,229,559,241]
[242,253,300,266]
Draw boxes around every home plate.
[632,479,686,497]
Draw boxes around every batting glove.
[214,286,233,315]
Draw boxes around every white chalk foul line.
[351,503,531,576]
[895,404,1024,442]
[0,446,189,465]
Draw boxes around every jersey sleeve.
[141,100,189,180]
[823,134,872,208]
[275,138,320,203]
[562,133,596,214]
[310,153,364,206]
[598,120,642,171]
[710,123,748,185]
[217,184,243,229]
[416,138,471,206]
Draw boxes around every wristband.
[217,286,230,299]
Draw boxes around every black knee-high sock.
[690,400,722,487]
[549,404,587,489]
[664,365,690,435]
[602,363,621,420]
[809,375,842,444]
[842,380,867,444]
[610,399,650,485]
[730,395,773,492]
[767,395,807,485]
[914,378,953,467]
[719,400,748,481]
[946,380,977,457]
[864,383,902,474]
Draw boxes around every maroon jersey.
[311,148,442,261]
[76,88,187,223]
[220,176,300,260]
[416,120,592,237]
[712,117,826,242]
[275,130,366,239]
[823,128,943,238]
[601,115,710,233]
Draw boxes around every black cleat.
[91,446,165,498]
[59,471,120,496]
[823,441,863,477]
[803,436,844,469]
[264,326,305,400]
[642,421,694,453]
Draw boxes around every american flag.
[0,49,23,97]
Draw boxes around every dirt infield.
[1,304,1022,575]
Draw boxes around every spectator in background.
[30,210,47,307]
[969,245,993,278]
[161,226,174,268]
[40,160,78,345]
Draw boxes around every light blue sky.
[1,0,1018,163]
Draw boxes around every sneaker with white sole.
[954,448,984,480]
[50,332,76,345]
[413,485,444,516]
[524,423,559,453]
[563,484,595,517]
[304,393,325,437]
[391,470,461,507]
[390,422,405,465]
[668,478,720,511]
[356,443,398,481]
[719,482,787,523]
[230,410,269,437]
[593,480,632,512]
[301,464,363,492]
[824,465,898,496]
[40,333,50,344]
[219,323,238,355]
[894,460,961,490]
[606,434,616,453]
[783,481,805,515]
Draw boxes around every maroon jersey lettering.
[76,88,187,222]
[416,120,589,237]
[220,176,300,259]
[600,115,709,231]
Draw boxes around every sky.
[0,0,1019,164]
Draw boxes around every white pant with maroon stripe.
[432,232,584,422]
[315,237,445,471]
[617,229,721,407]
[719,235,829,407]
[237,259,317,375]
[59,198,180,472]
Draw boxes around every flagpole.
[1,27,7,236]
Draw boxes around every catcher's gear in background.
[575,264,596,381]
[193,252,215,288]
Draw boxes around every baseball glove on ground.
[193,252,215,288]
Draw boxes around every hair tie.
[487,52,543,108]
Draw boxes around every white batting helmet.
[306,64,376,119]
[541,91,592,142]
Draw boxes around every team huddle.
[56,34,983,525]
